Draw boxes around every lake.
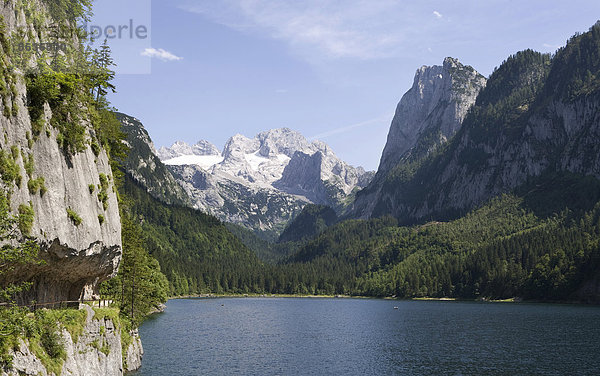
[133,298,600,375]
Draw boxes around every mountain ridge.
[156,127,373,236]
[349,57,486,219]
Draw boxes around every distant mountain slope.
[117,113,191,206]
[287,193,600,302]
[159,128,373,236]
[121,176,265,295]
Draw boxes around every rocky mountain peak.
[222,134,258,160]
[157,139,220,160]
[378,57,486,173]
[256,128,313,158]
[153,126,374,235]
[349,57,486,219]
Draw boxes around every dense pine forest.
[124,172,600,302]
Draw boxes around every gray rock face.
[352,44,600,224]
[157,139,220,160]
[0,1,121,304]
[275,148,373,207]
[380,57,486,172]
[406,95,600,219]
[2,305,139,376]
[158,128,373,235]
[350,57,485,219]
[124,329,144,372]
[169,164,309,234]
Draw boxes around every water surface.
[134,298,600,375]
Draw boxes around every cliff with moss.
[0,0,140,375]
[1,306,142,375]
[0,0,122,308]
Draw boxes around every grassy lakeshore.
[168,294,521,302]
[162,294,600,306]
[169,293,368,300]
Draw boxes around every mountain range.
[154,128,373,238]
[116,21,600,303]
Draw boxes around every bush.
[17,203,34,236]
[66,207,82,226]
[0,150,21,186]
[27,177,46,196]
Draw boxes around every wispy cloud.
[310,114,392,140]
[179,0,429,61]
[141,48,183,61]
[433,10,443,19]
[542,42,561,49]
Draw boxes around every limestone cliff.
[2,306,142,376]
[0,0,121,305]
[350,57,485,219]
[0,1,131,374]
[353,23,600,223]
[379,57,486,171]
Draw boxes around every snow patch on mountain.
[163,154,225,169]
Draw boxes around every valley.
[1,1,600,374]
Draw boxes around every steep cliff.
[2,306,142,376]
[0,1,139,374]
[0,0,121,305]
[380,57,486,172]
[350,57,485,219]
[355,23,600,223]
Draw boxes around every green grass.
[92,307,120,328]
[90,338,111,356]
[22,308,86,376]
[43,309,88,343]
[27,177,46,196]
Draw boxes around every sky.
[92,0,600,171]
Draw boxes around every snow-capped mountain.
[158,128,374,237]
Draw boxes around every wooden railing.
[0,299,113,311]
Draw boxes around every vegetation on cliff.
[0,0,162,372]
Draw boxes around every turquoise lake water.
[133,298,600,375]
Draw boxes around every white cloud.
[433,10,443,19]
[179,0,426,61]
[310,114,392,140]
[141,48,183,61]
[542,43,561,49]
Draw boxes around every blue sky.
[95,0,600,170]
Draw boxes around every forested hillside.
[360,22,600,224]
[104,22,600,304]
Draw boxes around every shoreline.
[165,294,600,306]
